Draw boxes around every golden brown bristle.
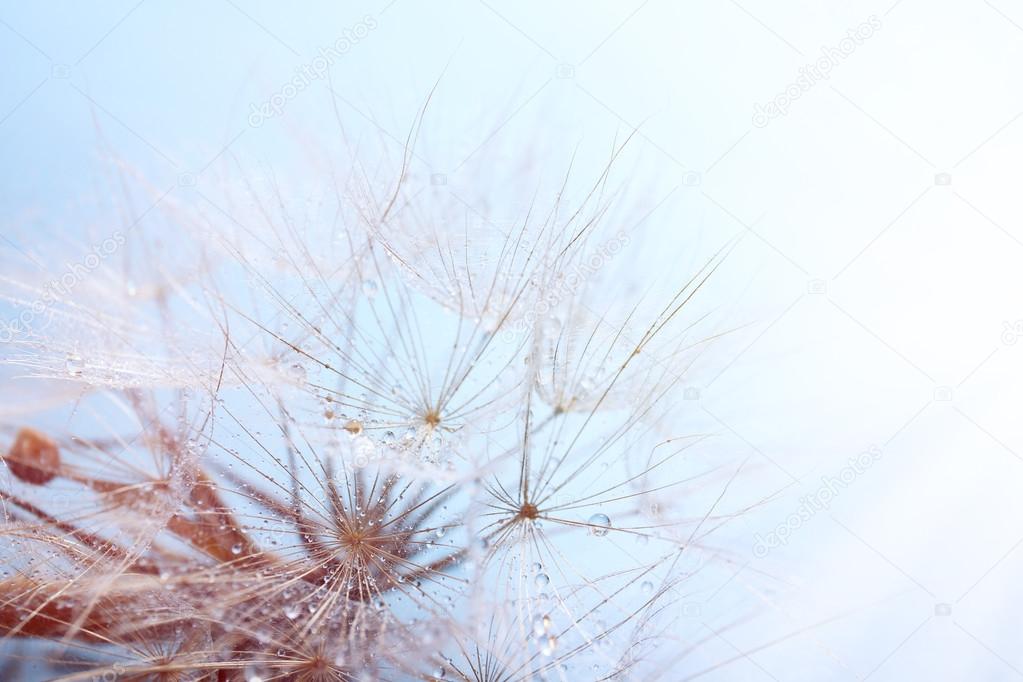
[518,503,540,520]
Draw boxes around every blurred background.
[2,0,1023,678]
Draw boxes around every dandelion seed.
[3,427,60,485]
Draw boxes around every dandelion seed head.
[0,108,768,680]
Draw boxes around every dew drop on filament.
[287,362,307,382]
[65,353,84,377]
[588,513,611,536]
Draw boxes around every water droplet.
[533,614,552,636]
[284,604,300,619]
[641,580,653,594]
[588,513,611,536]
[245,665,268,682]
[287,362,306,382]
[231,543,243,555]
[65,353,84,377]
[534,573,550,588]
[540,634,557,656]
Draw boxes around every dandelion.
[0,114,778,680]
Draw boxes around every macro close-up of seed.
[3,2,1023,680]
